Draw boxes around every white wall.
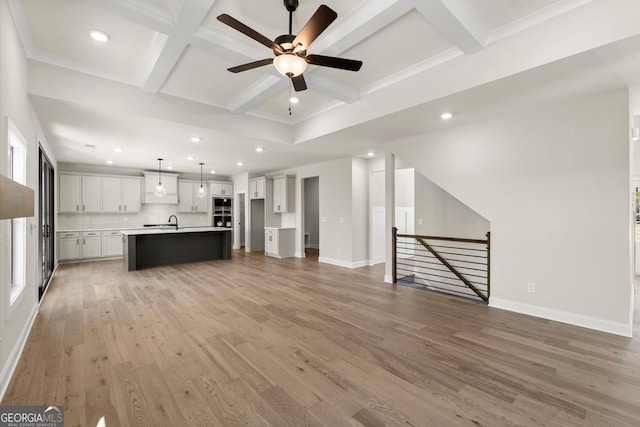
[386,89,634,336]
[0,0,57,397]
[414,171,489,240]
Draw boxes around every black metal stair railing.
[392,227,490,302]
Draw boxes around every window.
[6,120,27,313]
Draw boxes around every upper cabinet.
[102,177,142,213]
[272,175,295,213]
[249,177,265,200]
[143,172,178,204]
[178,180,208,213]
[60,173,142,214]
[59,174,101,213]
[210,181,233,197]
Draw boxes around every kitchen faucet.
[168,215,178,229]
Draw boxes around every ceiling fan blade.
[306,54,362,71]
[228,58,273,73]
[217,14,275,49]
[291,74,307,92]
[292,5,337,51]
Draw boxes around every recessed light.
[440,112,453,120]
[255,147,264,153]
[90,30,110,42]
[237,162,243,166]
[113,147,123,152]
[289,96,299,104]
[367,152,374,157]
[210,170,216,174]
[106,160,113,165]
[84,144,96,148]
[166,166,173,170]
[191,137,201,143]
[187,156,195,161]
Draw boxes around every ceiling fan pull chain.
[288,80,292,116]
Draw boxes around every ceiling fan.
[217,0,363,91]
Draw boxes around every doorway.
[303,176,319,259]
[38,147,55,300]
[238,193,245,249]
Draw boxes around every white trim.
[0,303,38,401]
[318,257,369,269]
[295,251,306,258]
[489,297,633,338]
[369,256,385,266]
[384,274,393,283]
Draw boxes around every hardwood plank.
[1,253,638,427]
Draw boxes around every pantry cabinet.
[272,175,295,213]
[249,177,265,200]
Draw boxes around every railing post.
[486,231,491,299]
[392,227,398,283]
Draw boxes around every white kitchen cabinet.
[249,177,265,200]
[82,231,102,258]
[210,181,233,196]
[81,176,102,212]
[59,174,81,213]
[272,175,295,213]
[59,174,102,212]
[122,178,142,212]
[58,232,80,260]
[103,177,142,213]
[102,231,123,257]
[143,172,178,204]
[264,228,295,258]
[178,180,208,213]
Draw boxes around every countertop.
[58,225,213,233]
[122,227,230,236]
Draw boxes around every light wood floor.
[3,250,639,426]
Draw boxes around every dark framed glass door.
[38,147,54,300]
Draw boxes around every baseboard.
[318,257,369,269]
[384,274,393,283]
[369,256,385,266]
[0,303,38,401]
[489,297,633,338]
[295,251,306,258]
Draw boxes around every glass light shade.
[197,184,205,198]
[154,182,166,196]
[273,54,307,77]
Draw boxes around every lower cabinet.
[102,231,123,257]
[58,230,124,261]
[58,232,81,260]
[265,228,295,258]
[82,231,102,258]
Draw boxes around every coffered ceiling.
[7,0,640,176]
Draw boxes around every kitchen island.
[122,227,231,271]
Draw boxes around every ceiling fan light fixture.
[273,54,307,77]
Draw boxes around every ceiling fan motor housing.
[284,0,299,12]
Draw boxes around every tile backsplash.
[58,204,210,231]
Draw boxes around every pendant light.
[154,158,166,196]
[197,162,206,198]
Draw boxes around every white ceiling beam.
[413,0,489,54]
[313,0,415,56]
[305,74,361,104]
[228,76,286,113]
[141,0,216,93]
